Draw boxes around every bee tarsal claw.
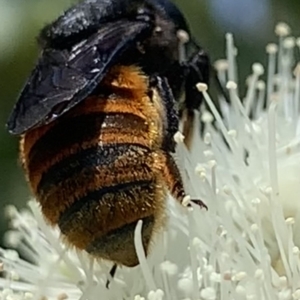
[189,199,208,210]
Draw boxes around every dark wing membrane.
[7,20,152,135]
[39,0,146,48]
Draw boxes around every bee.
[7,0,208,270]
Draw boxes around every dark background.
[0,0,299,239]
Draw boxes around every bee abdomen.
[86,214,155,267]
[37,142,154,220]
[36,143,149,195]
[59,180,157,266]
[26,111,149,182]
[21,95,166,265]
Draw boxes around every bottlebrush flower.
[1,23,300,300]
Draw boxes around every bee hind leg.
[187,199,208,210]
[180,49,210,149]
[105,263,118,289]
[159,152,207,210]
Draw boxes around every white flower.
[2,22,300,300]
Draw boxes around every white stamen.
[196,82,208,92]
[226,81,237,90]
[266,43,278,54]
[182,195,191,207]
[252,63,264,76]
[201,111,214,123]
[177,29,189,63]
[214,59,229,72]
[275,22,291,37]
[177,30,190,44]
[226,33,238,83]
[283,37,296,49]
[134,220,156,292]
[200,287,216,300]
[174,131,185,144]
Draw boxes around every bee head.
[135,0,192,74]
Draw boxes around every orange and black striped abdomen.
[20,66,166,266]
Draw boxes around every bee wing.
[7,20,152,135]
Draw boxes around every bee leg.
[180,49,210,148]
[105,263,118,289]
[188,199,208,210]
[160,152,207,210]
[183,48,210,114]
[180,48,230,147]
[149,75,178,153]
